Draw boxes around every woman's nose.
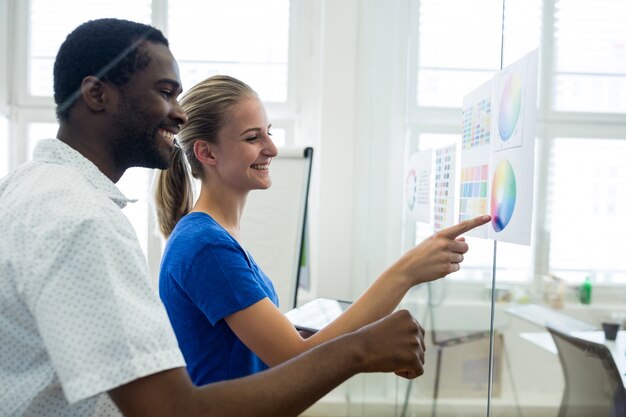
[264,135,278,157]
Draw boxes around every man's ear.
[194,140,218,166]
[80,76,110,113]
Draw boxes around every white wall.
[313,0,359,301]
[0,0,9,115]
[312,0,410,302]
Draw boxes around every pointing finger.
[438,215,490,239]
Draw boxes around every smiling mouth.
[158,128,176,145]
[251,163,270,170]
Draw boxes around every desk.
[520,330,626,386]
[505,303,597,332]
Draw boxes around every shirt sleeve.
[182,237,269,325]
[31,214,185,404]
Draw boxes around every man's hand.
[352,310,425,378]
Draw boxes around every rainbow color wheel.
[490,159,516,232]
[498,73,522,142]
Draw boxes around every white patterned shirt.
[0,139,185,416]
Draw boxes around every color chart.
[433,144,456,231]
[462,97,491,149]
[417,170,430,207]
[405,149,432,222]
[459,164,489,222]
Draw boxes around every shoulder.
[161,214,246,276]
[168,213,236,249]
[4,160,120,221]
[1,161,134,256]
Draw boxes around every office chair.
[547,327,626,417]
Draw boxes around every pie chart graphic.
[498,73,522,142]
[491,159,516,232]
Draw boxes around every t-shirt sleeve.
[31,214,185,404]
[182,238,268,325]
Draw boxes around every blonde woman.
[155,74,490,385]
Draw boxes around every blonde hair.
[154,75,258,237]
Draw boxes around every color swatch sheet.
[460,79,493,238]
[462,88,491,150]
[405,149,432,222]
[434,144,457,232]
[459,50,538,245]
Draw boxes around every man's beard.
[112,97,173,171]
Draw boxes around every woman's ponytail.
[154,144,193,238]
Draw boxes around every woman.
[155,75,489,385]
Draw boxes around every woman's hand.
[390,215,491,286]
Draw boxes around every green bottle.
[580,277,592,305]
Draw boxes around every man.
[0,18,428,417]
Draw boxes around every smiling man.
[53,20,185,181]
[0,18,430,417]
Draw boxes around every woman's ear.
[80,76,108,113]
[194,140,218,166]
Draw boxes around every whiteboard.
[240,147,313,312]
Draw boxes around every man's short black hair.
[53,18,169,121]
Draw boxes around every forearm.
[192,333,362,417]
[350,266,412,320]
[112,311,423,417]
[306,268,410,349]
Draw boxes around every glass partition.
[319,1,626,417]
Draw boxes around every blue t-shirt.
[159,212,279,385]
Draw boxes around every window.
[548,138,626,284]
[28,0,152,97]
[413,0,541,108]
[167,0,290,103]
[552,0,626,113]
[408,0,626,286]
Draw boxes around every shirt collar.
[33,139,137,208]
